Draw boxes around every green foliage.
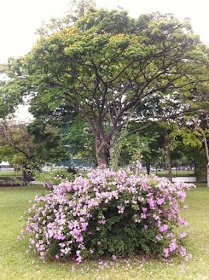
[35,167,76,187]
[27,120,70,164]
[1,8,209,165]
[0,121,36,180]
[0,120,71,184]
[82,201,161,258]
[62,118,96,163]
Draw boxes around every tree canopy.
[0,120,69,182]
[1,8,209,166]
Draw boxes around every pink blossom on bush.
[163,248,170,258]
[160,225,168,233]
[180,246,187,257]
[169,239,178,252]
[156,235,163,241]
[112,254,117,261]
[19,167,193,262]
[179,232,187,239]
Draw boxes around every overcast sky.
[1,0,209,64]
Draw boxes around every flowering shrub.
[20,168,193,262]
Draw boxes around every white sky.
[1,0,209,120]
[1,0,209,64]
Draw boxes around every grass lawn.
[0,171,22,177]
[155,170,195,177]
[0,184,209,280]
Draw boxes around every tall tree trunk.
[95,136,108,167]
[146,163,150,175]
[96,151,108,167]
[165,136,172,183]
[22,166,33,185]
[194,162,197,175]
[203,132,209,187]
[207,163,209,188]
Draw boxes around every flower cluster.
[19,168,193,262]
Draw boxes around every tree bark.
[165,136,172,183]
[95,136,108,167]
[202,132,209,187]
[22,167,34,185]
[146,163,150,175]
[207,163,209,188]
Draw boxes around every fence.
[0,166,23,186]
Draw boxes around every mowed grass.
[0,184,209,280]
[155,170,195,177]
[0,171,22,177]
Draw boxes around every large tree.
[182,113,209,187]
[0,120,69,183]
[0,121,36,182]
[1,8,209,165]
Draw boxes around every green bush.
[35,167,76,187]
[20,168,193,262]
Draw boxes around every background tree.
[183,113,209,186]
[0,120,69,183]
[1,8,209,166]
[27,120,70,164]
[0,121,35,182]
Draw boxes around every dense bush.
[20,168,193,262]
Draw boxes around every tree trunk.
[22,169,33,185]
[96,152,108,167]
[95,144,108,167]
[207,163,209,188]
[203,132,209,187]
[95,134,110,167]
[146,163,150,175]
[22,164,34,185]
[165,137,172,183]
[194,162,197,175]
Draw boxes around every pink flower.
[147,198,155,209]
[163,248,170,258]
[159,224,168,233]
[155,235,163,241]
[76,255,82,263]
[179,232,187,239]
[157,198,165,205]
[112,255,117,261]
[169,239,178,252]
[180,246,186,257]
[185,254,192,261]
[141,213,146,219]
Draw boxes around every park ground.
[0,183,209,280]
